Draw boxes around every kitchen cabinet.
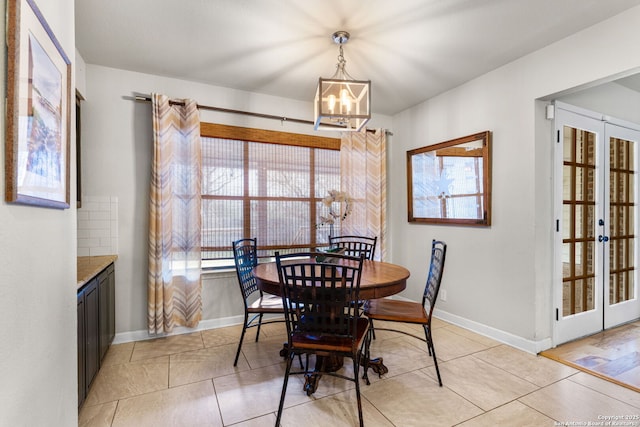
[98,264,115,361]
[77,289,85,408]
[77,260,116,408]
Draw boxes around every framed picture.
[5,0,72,208]
[407,131,492,226]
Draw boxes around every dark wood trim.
[200,122,340,150]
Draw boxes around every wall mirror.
[407,131,491,226]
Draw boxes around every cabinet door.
[98,264,116,361]
[98,270,109,361]
[84,279,100,389]
[107,265,116,345]
[77,290,86,408]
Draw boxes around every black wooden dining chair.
[329,235,377,260]
[274,251,369,427]
[329,235,378,315]
[363,239,447,386]
[232,238,286,366]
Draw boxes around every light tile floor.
[79,319,640,426]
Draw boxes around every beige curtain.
[340,129,387,260]
[148,94,202,334]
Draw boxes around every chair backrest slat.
[329,235,377,260]
[232,238,259,301]
[422,240,447,317]
[276,252,364,339]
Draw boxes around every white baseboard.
[112,314,247,344]
[386,294,551,354]
[433,308,552,354]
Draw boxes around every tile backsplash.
[78,196,119,256]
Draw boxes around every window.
[200,123,341,268]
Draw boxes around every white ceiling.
[75,0,640,116]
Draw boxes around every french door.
[554,104,640,345]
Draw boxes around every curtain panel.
[340,129,388,260]
[148,94,203,334]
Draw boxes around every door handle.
[598,235,609,242]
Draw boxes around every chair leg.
[234,315,249,367]
[352,355,364,427]
[275,353,294,427]
[423,325,432,356]
[361,329,371,385]
[425,327,442,387]
[255,313,264,342]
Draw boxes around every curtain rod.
[131,94,382,134]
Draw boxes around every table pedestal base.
[363,356,389,380]
[279,344,289,358]
[279,343,389,393]
[303,372,322,395]
[302,354,343,395]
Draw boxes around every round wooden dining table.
[253,259,410,300]
[253,258,410,394]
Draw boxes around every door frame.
[552,101,640,346]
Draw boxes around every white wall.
[0,0,78,425]
[75,48,87,98]
[557,81,640,124]
[390,6,640,352]
[80,65,393,339]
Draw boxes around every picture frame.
[5,0,72,209]
[407,131,492,226]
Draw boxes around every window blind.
[200,125,340,267]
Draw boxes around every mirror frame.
[407,131,492,226]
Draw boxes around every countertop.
[77,255,118,290]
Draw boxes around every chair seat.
[291,317,369,353]
[247,294,284,313]
[364,299,428,324]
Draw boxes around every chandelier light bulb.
[340,88,350,111]
[343,98,351,113]
[328,94,336,113]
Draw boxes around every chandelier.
[314,31,371,132]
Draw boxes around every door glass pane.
[610,205,619,238]
[562,205,572,240]
[575,243,583,276]
[574,127,584,163]
[585,277,595,311]
[575,207,583,239]
[609,136,636,305]
[562,278,573,317]
[575,168,583,200]
[563,165,573,200]
[563,127,574,162]
[585,133,596,166]
[585,205,595,238]
[562,126,597,316]
[586,241,595,275]
[586,168,595,202]
[571,277,596,313]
